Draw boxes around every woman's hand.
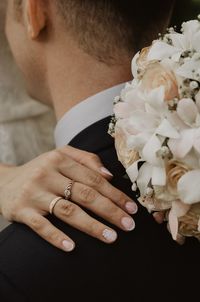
[0,146,137,252]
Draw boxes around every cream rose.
[141,62,179,101]
[179,203,200,240]
[136,47,151,77]
[115,126,139,169]
[167,160,190,190]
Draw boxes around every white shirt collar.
[54,82,125,147]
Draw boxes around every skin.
[0,147,137,251]
[0,0,138,252]
[5,0,133,119]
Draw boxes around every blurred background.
[172,0,200,28]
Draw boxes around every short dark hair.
[14,0,175,64]
[56,0,176,64]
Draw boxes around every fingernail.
[125,202,138,214]
[121,217,135,231]
[100,167,113,177]
[62,240,75,252]
[102,229,117,242]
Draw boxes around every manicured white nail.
[62,240,75,252]
[100,167,113,177]
[102,229,117,242]
[125,202,138,214]
[121,217,135,231]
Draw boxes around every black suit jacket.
[0,117,199,302]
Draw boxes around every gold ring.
[64,180,74,200]
[49,196,63,215]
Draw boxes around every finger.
[52,176,135,232]
[20,209,75,252]
[72,182,135,231]
[53,198,118,244]
[153,212,165,224]
[59,146,113,179]
[57,160,137,214]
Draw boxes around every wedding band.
[64,180,74,200]
[49,197,63,215]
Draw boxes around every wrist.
[0,163,16,176]
[0,162,17,194]
[0,164,17,215]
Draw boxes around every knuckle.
[29,216,42,231]
[117,192,127,205]
[19,182,33,200]
[31,167,46,182]
[47,150,64,164]
[60,202,76,218]
[79,186,96,203]
[65,159,77,170]
[87,172,103,187]
[101,199,120,220]
[109,206,121,220]
[45,230,60,243]
[89,221,101,236]
[88,153,99,161]
[2,207,16,222]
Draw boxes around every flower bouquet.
[109,18,200,244]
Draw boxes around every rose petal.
[131,51,140,78]
[156,118,180,139]
[177,98,198,126]
[168,208,179,241]
[172,200,190,217]
[177,170,200,204]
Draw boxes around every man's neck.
[46,39,132,121]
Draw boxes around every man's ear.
[25,0,46,39]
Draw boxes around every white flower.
[131,51,140,78]
[147,41,181,62]
[168,98,200,158]
[181,20,200,52]
[111,17,200,243]
[176,55,200,82]
[177,170,200,205]
[168,22,200,53]
[148,20,200,64]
